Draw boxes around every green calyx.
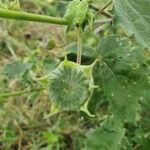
[48,60,96,115]
[65,0,94,31]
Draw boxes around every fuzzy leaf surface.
[113,0,150,48]
[90,36,150,122]
[84,118,125,150]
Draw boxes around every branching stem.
[0,9,67,25]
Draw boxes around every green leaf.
[84,118,125,150]
[89,35,150,122]
[43,58,60,74]
[89,36,129,113]
[113,0,150,48]
[4,61,32,78]
[99,62,139,123]
[89,60,105,113]
[96,36,128,59]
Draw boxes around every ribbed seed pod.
[48,60,94,111]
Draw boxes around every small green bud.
[64,0,94,31]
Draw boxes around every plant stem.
[0,87,45,98]
[76,28,82,65]
[89,4,113,18]
[0,9,67,25]
[95,0,113,16]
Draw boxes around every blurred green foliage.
[0,0,149,150]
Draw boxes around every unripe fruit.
[48,60,95,112]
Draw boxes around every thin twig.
[95,0,113,16]
[0,87,45,98]
[89,4,113,18]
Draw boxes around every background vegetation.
[0,0,149,150]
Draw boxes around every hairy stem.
[0,9,67,25]
[76,28,82,65]
[0,87,45,98]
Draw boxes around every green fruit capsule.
[48,60,95,112]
